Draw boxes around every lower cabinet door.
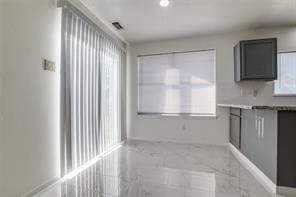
[241,109,277,183]
[277,111,296,187]
[230,114,241,149]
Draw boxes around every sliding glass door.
[60,4,125,176]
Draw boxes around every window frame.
[137,49,217,117]
[274,50,296,97]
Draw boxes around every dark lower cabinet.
[277,111,296,188]
[230,108,241,149]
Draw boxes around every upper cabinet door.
[234,38,277,82]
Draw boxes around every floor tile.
[35,140,285,197]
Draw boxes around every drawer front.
[230,108,241,117]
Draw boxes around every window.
[274,51,296,95]
[138,50,216,116]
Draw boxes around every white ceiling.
[89,0,296,43]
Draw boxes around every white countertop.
[218,97,296,110]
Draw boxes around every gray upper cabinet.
[234,38,277,82]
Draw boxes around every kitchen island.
[219,100,296,196]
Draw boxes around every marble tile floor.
[35,140,286,197]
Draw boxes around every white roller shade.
[274,52,296,95]
[138,50,216,115]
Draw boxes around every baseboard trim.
[229,143,277,194]
[127,137,229,146]
[277,186,296,196]
[21,176,60,197]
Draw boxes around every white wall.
[0,0,127,196]
[73,0,128,44]
[0,1,4,194]
[1,0,61,196]
[127,27,296,145]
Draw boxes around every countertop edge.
[217,104,253,109]
[217,104,296,111]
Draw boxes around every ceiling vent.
[112,22,123,30]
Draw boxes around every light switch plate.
[43,59,55,72]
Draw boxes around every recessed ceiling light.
[160,0,170,7]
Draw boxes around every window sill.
[137,113,218,120]
[273,94,296,97]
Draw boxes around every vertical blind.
[274,52,296,95]
[61,5,125,175]
[138,50,216,115]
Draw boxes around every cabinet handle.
[261,117,264,139]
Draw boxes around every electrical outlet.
[43,59,55,72]
[182,123,186,130]
[253,89,258,97]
